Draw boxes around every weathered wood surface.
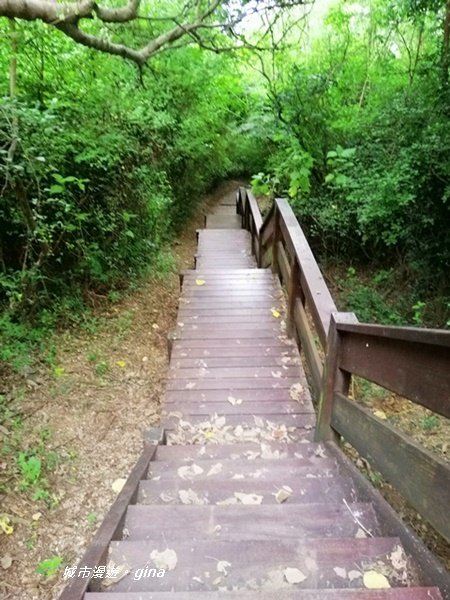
[85,591,444,600]
[332,392,450,543]
[336,322,450,419]
[137,475,357,505]
[124,502,379,540]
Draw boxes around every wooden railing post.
[271,203,280,275]
[315,312,357,442]
[286,256,301,338]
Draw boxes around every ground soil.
[0,180,242,600]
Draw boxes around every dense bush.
[249,0,450,324]
[0,23,262,368]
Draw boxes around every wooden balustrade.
[237,186,450,545]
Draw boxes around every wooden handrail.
[237,187,450,546]
[237,187,344,400]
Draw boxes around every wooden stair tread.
[205,214,243,228]
[105,537,407,592]
[147,457,337,480]
[162,400,314,415]
[137,476,356,504]
[124,502,379,540]
[154,441,329,461]
[168,365,300,378]
[85,590,443,600]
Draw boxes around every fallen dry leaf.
[1,554,13,570]
[177,464,204,480]
[373,409,387,420]
[234,492,264,505]
[195,279,206,286]
[334,566,347,579]
[178,488,207,505]
[227,396,243,406]
[271,308,281,318]
[150,548,178,571]
[390,545,407,570]
[111,478,126,493]
[275,486,293,504]
[102,562,130,587]
[207,462,223,476]
[284,567,307,584]
[289,383,304,402]
[217,560,231,576]
[363,571,391,589]
[348,570,362,582]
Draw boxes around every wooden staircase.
[60,189,449,600]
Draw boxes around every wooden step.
[163,390,309,409]
[168,365,299,378]
[163,412,315,430]
[147,457,337,481]
[205,215,243,228]
[171,355,301,366]
[196,261,257,269]
[154,441,328,461]
[162,400,314,416]
[85,589,444,600]
[182,268,269,277]
[165,377,301,391]
[137,476,356,505]
[124,503,379,541]
[104,537,407,592]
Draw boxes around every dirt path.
[0,181,243,600]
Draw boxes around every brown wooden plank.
[206,214,243,228]
[165,426,314,443]
[171,343,293,354]
[165,376,301,391]
[171,356,301,367]
[148,458,337,481]
[337,325,450,418]
[181,292,277,300]
[178,301,277,309]
[138,475,356,505]
[59,443,157,599]
[104,537,403,592]
[293,297,323,401]
[173,328,283,340]
[275,198,337,347]
[171,348,296,361]
[124,503,378,541]
[162,414,316,438]
[162,400,314,415]
[163,387,306,403]
[154,441,329,461]
[176,317,281,326]
[167,366,299,379]
[85,589,444,600]
[182,282,275,290]
[331,393,450,543]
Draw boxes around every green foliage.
[337,267,403,324]
[0,21,254,371]
[247,0,450,324]
[36,555,63,578]
[421,415,440,431]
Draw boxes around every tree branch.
[0,0,307,65]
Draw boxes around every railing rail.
[237,186,450,545]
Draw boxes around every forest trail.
[59,188,449,600]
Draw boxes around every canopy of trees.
[1,0,449,369]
